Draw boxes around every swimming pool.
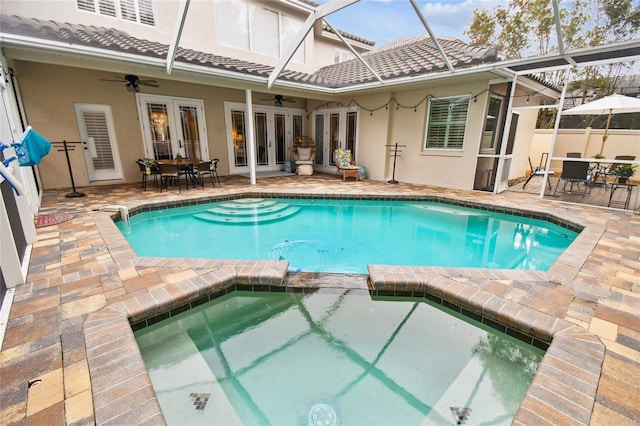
[117,198,578,273]
[135,290,544,425]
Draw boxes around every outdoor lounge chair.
[522,153,554,190]
[334,149,360,181]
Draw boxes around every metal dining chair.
[157,162,184,193]
[194,161,216,188]
[553,160,590,197]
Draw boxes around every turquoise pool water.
[135,290,544,425]
[117,198,578,273]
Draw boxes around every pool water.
[117,198,578,273]
[135,290,544,425]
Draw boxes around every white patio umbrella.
[562,94,640,155]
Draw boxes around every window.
[77,0,155,26]
[480,96,503,151]
[425,96,470,149]
[334,49,353,64]
[214,0,305,62]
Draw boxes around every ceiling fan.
[100,74,159,92]
[260,94,295,107]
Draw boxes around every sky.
[316,0,502,48]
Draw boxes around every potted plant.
[612,164,637,183]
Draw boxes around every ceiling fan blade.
[99,78,127,82]
[139,82,160,87]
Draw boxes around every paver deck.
[1,173,638,425]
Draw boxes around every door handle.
[179,140,183,148]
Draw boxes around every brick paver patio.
[1,173,638,425]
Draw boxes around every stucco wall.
[344,81,490,189]
[527,129,640,175]
[14,61,256,189]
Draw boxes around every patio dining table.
[552,157,637,187]
[156,159,201,189]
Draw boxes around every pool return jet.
[0,126,52,195]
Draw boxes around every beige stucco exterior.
[0,0,371,75]
[14,58,564,191]
[531,128,640,173]
[5,0,605,194]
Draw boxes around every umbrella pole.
[600,110,613,155]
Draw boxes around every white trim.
[166,0,190,74]
[74,103,124,181]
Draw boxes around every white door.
[74,103,123,181]
[224,102,305,174]
[138,94,208,161]
[312,107,359,171]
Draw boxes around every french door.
[138,94,208,161]
[74,103,123,181]
[224,102,305,174]
[312,107,358,171]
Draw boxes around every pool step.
[206,202,291,216]
[194,198,301,223]
[217,198,279,209]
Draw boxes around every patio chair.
[594,155,636,187]
[211,158,221,184]
[136,159,159,191]
[194,161,216,188]
[292,136,316,176]
[293,146,315,176]
[553,160,590,197]
[334,149,360,181]
[522,153,554,190]
[157,162,185,193]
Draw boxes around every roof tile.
[0,15,499,89]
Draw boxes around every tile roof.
[321,23,375,47]
[0,15,498,90]
[314,35,499,87]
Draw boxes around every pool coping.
[85,193,606,425]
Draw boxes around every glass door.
[224,102,305,174]
[312,107,359,171]
[138,95,208,161]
